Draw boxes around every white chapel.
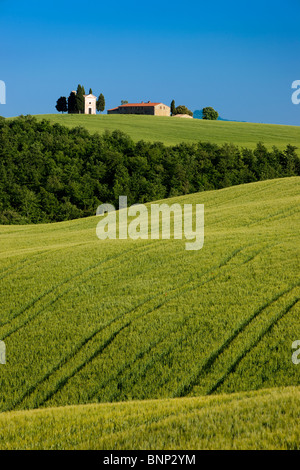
[84,94,97,115]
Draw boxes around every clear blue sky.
[0,0,299,125]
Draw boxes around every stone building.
[84,94,97,115]
[107,102,170,116]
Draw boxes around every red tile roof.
[119,102,161,107]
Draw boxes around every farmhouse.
[107,101,170,116]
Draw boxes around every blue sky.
[0,0,299,124]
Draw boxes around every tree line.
[170,100,218,119]
[0,115,299,224]
[56,84,105,114]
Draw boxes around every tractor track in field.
[36,322,132,408]
[244,205,300,228]
[18,244,254,410]
[88,313,210,402]
[114,246,277,401]
[6,243,251,411]
[0,247,63,282]
[89,245,273,402]
[207,179,284,210]
[0,241,160,336]
[206,297,299,395]
[174,281,300,398]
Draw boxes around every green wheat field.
[0,176,299,449]
[33,114,300,150]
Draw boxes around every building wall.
[84,96,97,115]
[108,103,170,116]
[154,104,170,116]
[107,108,119,115]
[119,106,155,115]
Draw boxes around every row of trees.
[56,91,217,119]
[170,100,219,119]
[55,84,105,114]
[0,115,299,224]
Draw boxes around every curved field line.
[244,205,300,228]
[88,312,210,402]
[0,258,31,280]
[5,243,250,412]
[7,320,130,412]
[0,241,163,341]
[27,245,249,409]
[174,282,300,397]
[91,247,264,401]
[37,322,132,408]
[0,241,158,331]
[99,245,274,401]
[0,247,63,282]
[207,179,284,210]
[241,245,275,265]
[206,297,299,395]
[6,292,163,412]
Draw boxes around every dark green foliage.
[97,93,105,113]
[121,100,128,105]
[174,105,193,116]
[0,115,299,224]
[170,100,176,116]
[55,97,68,114]
[89,88,93,94]
[76,84,85,114]
[67,91,78,114]
[202,107,219,120]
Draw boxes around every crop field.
[0,177,299,448]
[0,386,299,450]
[33,114,300,151]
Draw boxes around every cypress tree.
[97,93,105,113]
[76,84,85,114]
[67,91,77,114]
[171,99,176,116]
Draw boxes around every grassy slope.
[0,386,299,449]
[33,114,300,150]
[0,177,299,418]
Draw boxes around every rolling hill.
[0,386,299,450]
[0,177,299,448]
[33,114,300,151]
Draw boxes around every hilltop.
[32,113,300,151]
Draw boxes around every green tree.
[121,100,128,105]
[170,99,176,116]
[55,96,68,114]
[97,93,105,113]
[67,91,77,114]
[202,107,219,120]
[76,84,85,114]
[89,88,93,94]
[175,105,193,117]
